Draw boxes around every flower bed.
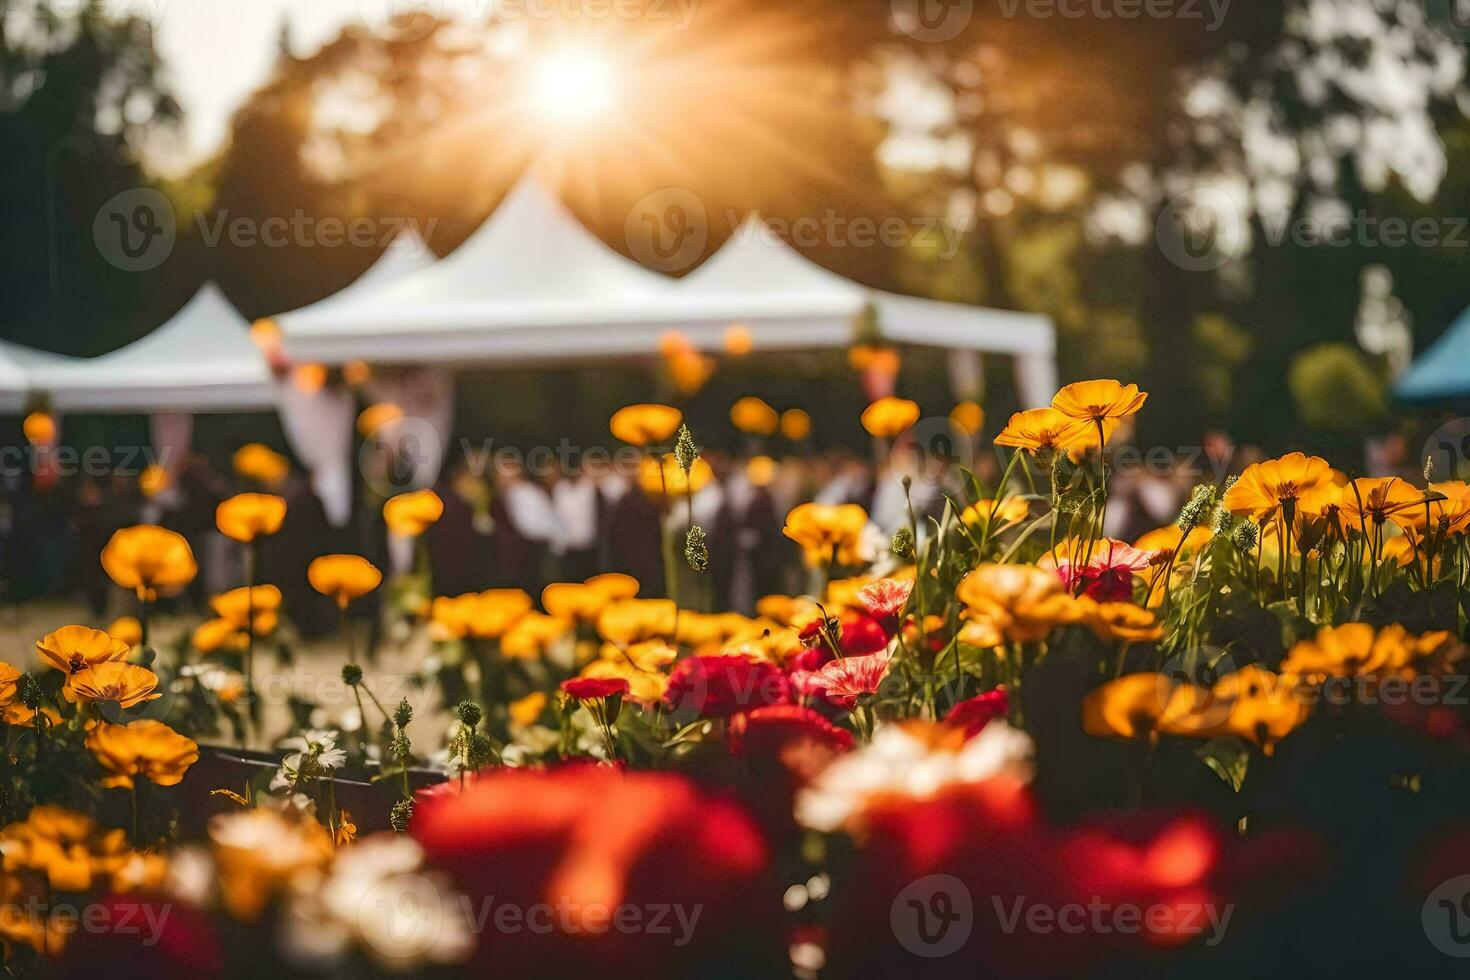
[2,380,1469,976]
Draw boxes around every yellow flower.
[36,625,130,675]
[597,599,677,644]
[669,350,716,396]
[1203,666,1309,754]
[193,618,246,654]
[746,455,778,488]
[1281,622,1419,679]
[993,408,1099,454]
[500,612,570,659]
[1078,597,1163,643]
[1222,452,1336,520]
[1134,525,1213,558]
[955,563,1082,643]
[233,443,290,487]
[1050,379,1148,429]
[542,574,639,621]
[780,409,812,441]
[950,401,985,436]
[85,720,199,789]
[754,594,819,628]
[782,502,869,567]
[580,658,667,703]
[0,806,130,892]
[357,402,403,437]
[860,396,920,438]
[0,662,19,705]
[63,662,161,709]
[730,397,780,436]
[383,489,444,537]
[960,497,1030,530]
[138,464,170,498]
[342,359,372,386]
[1083,674,1193,740]
[209,809,333,921]
[638,454,714,499]
[101,525,198,601]
[106,617,142,649]
[216,493,288,543]
[724,324,754,356]
[307,555,382,608]
[600,640,678,672]
[211,584,283,631]
[509,692,549,729]
[1335,477,1423,529]
[610,404,683,447]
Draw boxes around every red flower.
[561,677,630,701]
[727,704,854,757]
[944,688,1010,739]
[664,654,790,718]
[1052,539,1162,601]
[856,579,913,632]
[809,649,892,707]
[413,766,782,975]
[56,895,223,980]
[838,612,891,656]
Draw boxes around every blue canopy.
[1397,305,1470,402]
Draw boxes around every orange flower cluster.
[1084,666,1309,754]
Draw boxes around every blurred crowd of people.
[7,422,1435,633]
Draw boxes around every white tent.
[273,175,1058,404]
[0,340,75,414]
[7,283,273,413]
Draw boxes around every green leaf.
[1194,735,1251,792]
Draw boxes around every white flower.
[795,720,1034,832]
[281,834,475,971]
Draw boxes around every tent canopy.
[1,283,273,414]
[1397,306,1470,402]
[273,175,1058,403]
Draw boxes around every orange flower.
[86,720,199,789]
[723,324,754,356]
[192,618,247,654]
[0,662,19,705]
[383,489,444,537]
[1281,622,1424,679]
[955,563,1082,642]
[357,401,403,437]
[233,443,290,487]
[138,464,169,498]
[101,525,197,601]
[1050,379,1148,428]
[542,573,639,621]
[210,584,282,634]
[669,350,716,396]
[730,397,779,436]
[1391,480,1470,535]
[1083,674,1198,740]
[960,497,1030,529]
[36,625,130,675]
[1134,524,1213,558]
[22,411,55,445]
[307,555,382,608]
[746,455,778,488]
[596,599,678,645]
[1335,477,1424,529]
[782,502,869,567]
[780,409,811,441]
[209,808,333,922]
[860,396,920,438]
[500,611,569,659]
[1203,666,1309,754]
[610,404,683,447]
[106,616,142,648]
[63,662,161,709]
[1222,452,1336,520]
[431,590,532,640]
[993,408,1099,454]
[0,806,130,891]
[509,691,549,728]
[638,454,714,499]
[950,401,985,436]
[216,493,288,542]
[1078,597,1164,643]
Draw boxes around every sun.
[529,48,620,124]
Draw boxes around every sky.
[147,0,367,173]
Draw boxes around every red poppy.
[944,688,1010,739]
[838,611,891,656]
[856,579,913,633]
[560,677,630,701]
[727,704,854,757]
[663,654,791,718]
